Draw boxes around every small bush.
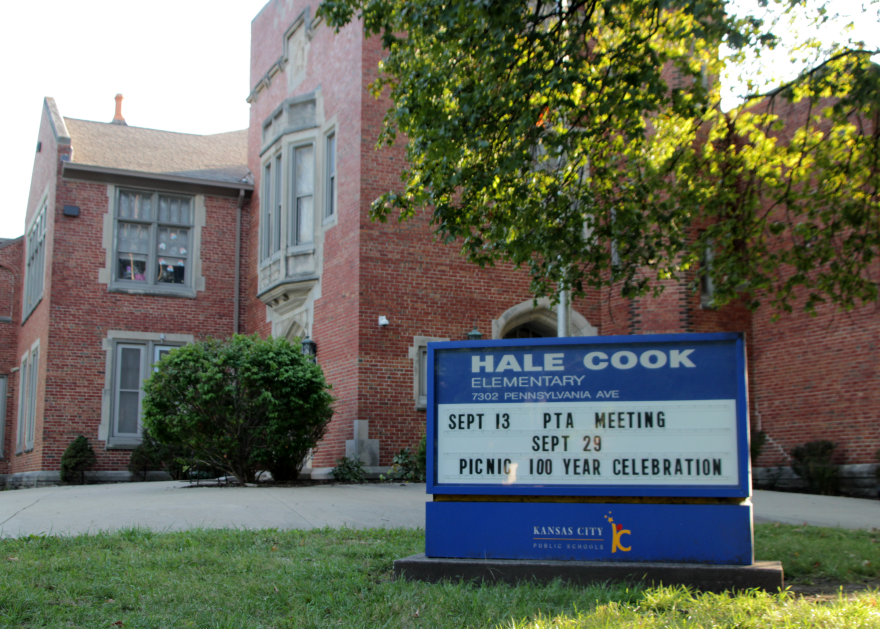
[386,446,426,482]
[416,434,427,478]
[332,456,366,483]
[127,432,169,481]
[791,440,839,495]
[142,335,333,484]
[750,429,767,464]
[60,436,97,485]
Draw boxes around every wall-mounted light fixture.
[467,325,482,341]
[378,316,390,327]
[301,336,317,363]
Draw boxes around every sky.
[0,0,877,239]
[0,0,269,238]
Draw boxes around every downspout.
[234,188,245,335]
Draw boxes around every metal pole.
[557,289,569,337]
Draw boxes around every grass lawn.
[0,524,877,628]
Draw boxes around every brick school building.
[0,0,876,493]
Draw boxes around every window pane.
[297,196,314,245]
[157,257,186,284]
[119,191,152,220]
[274,155,282,253]
[296,145,314,195]
[179,198,191,224]
[119,347,142,390]
[263,163,272,258]
[118,223,150,254]
[117,254,147,281]
[117,392,140,434]
[158,227,189,257]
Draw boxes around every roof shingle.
[65,118,249,185]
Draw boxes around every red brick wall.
[11,103,65,474]
[0,238,23,472]
[247,1,368,467]
[26,177,248,474]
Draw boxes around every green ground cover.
[0,524,877,628]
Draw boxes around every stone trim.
[491,298,597,339]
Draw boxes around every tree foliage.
[142,335,334,484]
[320,0,880,314]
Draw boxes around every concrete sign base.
[394,554,784,593]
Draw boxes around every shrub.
[331,456,366,483]
[60,436,97,484]
[142,334,334,485]
[127,433,167,481]
[791,440,839,495]
[750,430,767,465]
[416,433,427,479]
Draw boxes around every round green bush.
[142,334,334,484]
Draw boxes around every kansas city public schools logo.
[605,512,632,553]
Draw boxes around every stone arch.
[492,298,597,340]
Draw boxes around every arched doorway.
[492,298,597,339]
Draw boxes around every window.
[115,190,193,290]
[325,133,336,219]
[111,340,179,442]
[24,201,47,319]
[700,241,715,308]
[26,347,38,450]
[0,376,6,458]
[409,336,449,410]
[16,346,39,453]
[291,144,315,245]
[16,356,26,453]
[261,158,283,260]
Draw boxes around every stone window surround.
[258,108,337,275]
[22,189,49,323]
[98,184,206,298]
[408,336,450,410]
[16,338,40,454]
[0,375,5,459]
[99,330,194,449]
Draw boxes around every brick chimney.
[111,93,128,126]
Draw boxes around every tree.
[319,0,880,314]
[60,435,97,485]
[141,335,334,484]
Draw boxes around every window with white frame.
[26,347,39,451]
[291,143,315,245]
[0,376,6,458]
[325,132,336,220]
[114,189,193,291]
[16,346,39,453]
[16,356,26,453]
[111,340,179,442]
[24,201,47,319]
[262,158,283,260]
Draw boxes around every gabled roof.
[64,118,249,185]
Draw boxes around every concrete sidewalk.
[0,482,876,538]
[752,490,879,530]
[0,481,429,538]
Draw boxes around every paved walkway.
[752,490,879,530]
[0,482,875,538]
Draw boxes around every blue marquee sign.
[424,332,754,564]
